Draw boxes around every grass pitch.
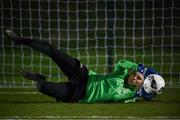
[0,87,180,119]
[1,36,180,119]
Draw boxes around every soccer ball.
[143,74,165,94]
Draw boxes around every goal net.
[0,0,180,88]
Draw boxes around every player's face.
[128,72,144,88]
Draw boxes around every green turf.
[0,88,180,119]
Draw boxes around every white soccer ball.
[143,74,165,94]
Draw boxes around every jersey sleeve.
[123,98,136,103]
[113,87,137,102]
[113,60,138,75]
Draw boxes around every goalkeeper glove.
[137,64,159,78]
[136,87,156,101]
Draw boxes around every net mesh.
[0,0,180,88]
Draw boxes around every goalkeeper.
[6,29,165,103]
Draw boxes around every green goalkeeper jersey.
[80,60,138,103]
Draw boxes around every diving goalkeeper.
[5,29,165,103]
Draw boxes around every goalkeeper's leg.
[21,70,87,102]
[6,29,81,79]
[21,71,73,102]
